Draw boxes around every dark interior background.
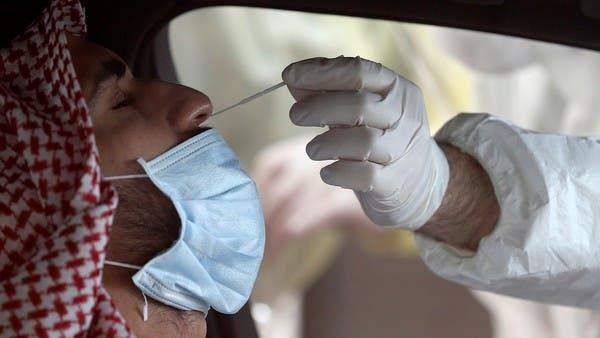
[85,0,600,79]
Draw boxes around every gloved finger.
[285,87,322,102]
[307,126,400,165]
[282,56,398,94]
[320,160,385,193]
[290,91,398,129]
[306,127,412,165]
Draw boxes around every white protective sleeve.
[416,113,600,309]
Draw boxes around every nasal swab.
[212,81,286,116]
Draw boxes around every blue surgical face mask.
[104,129,265,316]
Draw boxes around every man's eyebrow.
[95,59,127,85]
[88,59,128,107]
[91,59,127,100]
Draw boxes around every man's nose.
[137,80,212,133]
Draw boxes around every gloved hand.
[282,56,449,230]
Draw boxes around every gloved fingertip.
[281,63,294,83]
[283,57,334,85]
[306,142,318,159]
[320,167,332,183]
[289,103,309,126]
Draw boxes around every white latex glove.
[282,56,449,229]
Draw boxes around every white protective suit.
[417,112,600,308]
[421,28,600,337]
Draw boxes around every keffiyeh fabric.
[0,0,132,336]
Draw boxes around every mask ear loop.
[104,260,148,321]
[141,292,149,322]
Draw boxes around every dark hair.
[107,179,180,265]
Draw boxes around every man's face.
[67,34,212,176]
[66,34,209,336]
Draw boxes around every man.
[281,56,600,310]
[68,13,226,338]
[1,1,265,336]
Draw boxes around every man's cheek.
[95,128,147,175]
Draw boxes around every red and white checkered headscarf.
[0,1,134,336]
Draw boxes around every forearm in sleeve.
[415,113,600,309]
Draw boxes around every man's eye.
[111,89,131,110]
[112,98,130,110]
